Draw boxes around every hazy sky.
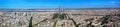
[0,0,120,8]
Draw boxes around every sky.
[0,0,120,8]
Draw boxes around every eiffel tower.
[58,6,64,15]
